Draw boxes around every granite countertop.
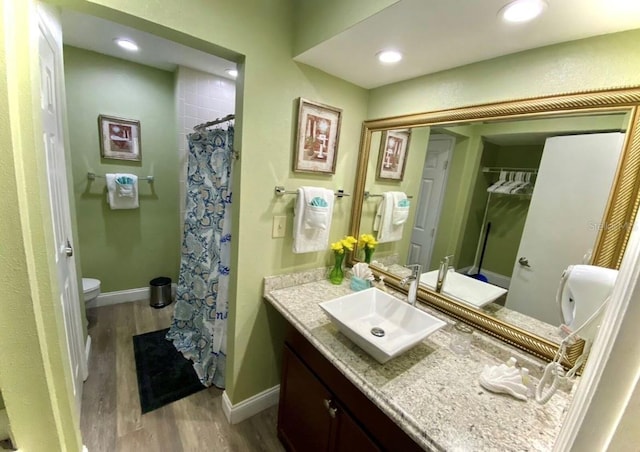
[264,277,572,451]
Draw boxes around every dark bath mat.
[133,328,206,413]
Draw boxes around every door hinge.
[443,160,449,170]
[431,228,435,237]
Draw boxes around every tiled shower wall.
[175,66,235,225]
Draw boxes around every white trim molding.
[83,335,91,380]
[554,219,640,449]
[458,266,511,289]
[86,284,177,309]
[222,385,280,425]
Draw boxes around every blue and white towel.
[293,186,334,253]
[374,191,409,243]
[106,173,139,209]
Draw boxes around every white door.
[505,132,625,325]
[408,135,454,269]
[37,4,86,416]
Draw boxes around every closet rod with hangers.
[483,166,538,174]
[194,113,235,131]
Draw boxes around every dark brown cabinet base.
[277,326,423,452]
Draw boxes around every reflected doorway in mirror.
[407,134,454,271]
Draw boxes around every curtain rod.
[194,114,235,131]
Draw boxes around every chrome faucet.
[436,255,454,293]
[400,264,422,307]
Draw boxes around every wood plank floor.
[81,300,284,452]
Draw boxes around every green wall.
[5,1,640,449]
[293,0,398,55]
[3,2,369,448]
[48,0,370,406]
[64,46,180,292]
[368,29,640,119]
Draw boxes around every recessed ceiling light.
[377,50,403,64]
[114,38,139,52]
[500,0,547,23]
[225,68,238,78]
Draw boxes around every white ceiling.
[295,0,640,89]
[61,10,236,80]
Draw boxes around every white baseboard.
[85,335,91,363]
[86,283,177,309]
[458,266,511,289]
[222,385,280,425]
[83,335,91,381]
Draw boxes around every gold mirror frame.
[348,86,640,367]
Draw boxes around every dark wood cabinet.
[278,345,333,451]
[332,398,381,452]
[277,326,423,452]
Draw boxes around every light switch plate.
[272,215,287,238]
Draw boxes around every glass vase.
[329,252,345,285]
[364,247,374,264]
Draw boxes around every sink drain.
[371,327,385,337]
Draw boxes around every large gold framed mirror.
[348,87,640,367]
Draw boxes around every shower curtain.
[166,126,234,388]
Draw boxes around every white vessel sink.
[420,270,508,308]
[319,287,446,364]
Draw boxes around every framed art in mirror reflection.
[377,129,411,181]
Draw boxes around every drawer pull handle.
[323,399,337,418]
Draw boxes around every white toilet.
[82,278,101,304]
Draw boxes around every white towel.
[292,186,334,254]
[373,191,408,243]
[106,173,139,210]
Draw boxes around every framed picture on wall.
[98,115,142,161]
[294,98,342,174]
[377,129,411,181]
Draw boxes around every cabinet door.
[333,400,381,452]
[278,345,333,452]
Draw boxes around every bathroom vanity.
[264,272,572,451]
[279,326,422,451]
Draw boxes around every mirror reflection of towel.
[374,191,408,243]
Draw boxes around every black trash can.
[150,277,172,308]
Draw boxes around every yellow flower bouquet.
[329,235,357,284]
[358,233,378,264]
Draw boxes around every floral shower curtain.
[166,126,234,388]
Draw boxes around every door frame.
[415,133,454,269]
[37,1,87,411]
